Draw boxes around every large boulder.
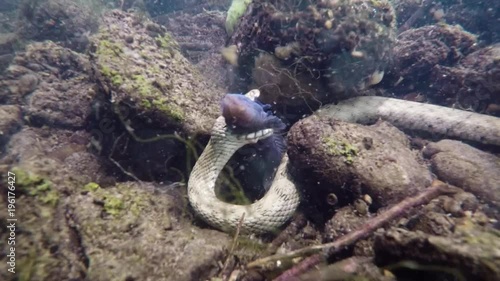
[90,10,224,136]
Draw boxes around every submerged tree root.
[245,180,458,280]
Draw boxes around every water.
[0,0,498,280]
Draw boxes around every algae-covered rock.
[0,124,231,281]
[229,0,396,107]
[90,10,223,135]
[374,224,500,281]
[68,182,230,281]
[287,116,432,216]
[0,166,75,281]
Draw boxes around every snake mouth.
[236,128,274,143]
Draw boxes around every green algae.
[100,65,123,86]
[141,99,152,109]
[155,33,179,53]
[151,99,184,121]
[84,182,100,192]
[103,196,124,216]
[13,167,59,207]
[225,0,253,35]
[132,74,158,96]
[97,39,123,57]
[89,184,150,217]
[323,137,359,164]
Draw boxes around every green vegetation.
[132,74,157,96]
[97,39,123,57]
[13,167,59,206]
[84,182,100,192]
[323,137,359,164]
[103,196,124,216]
[151,99,184,121]
[156,34,174,49]
[225,0,253,35]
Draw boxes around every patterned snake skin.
[187,91,500,234]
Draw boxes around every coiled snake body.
[187,90,500,234]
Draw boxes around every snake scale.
[187,90,500,234]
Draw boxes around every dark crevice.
[64,206,90,275]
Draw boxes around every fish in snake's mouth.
[220,93,287,196]
[221,93,286,134]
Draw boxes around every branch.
[245,180,458,280]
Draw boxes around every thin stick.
[108,132,142,182]
[245,180,456,280]
[221,213,246,280]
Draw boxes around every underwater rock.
[401,189,481,237]
[67,181,230,281]
[229,0,396,106]
[159,9,230,89]
[374,226,500,281]
[0,123,230,280]
[27,80,95,129]
[1,127,101,182]
[387,24,477,87]
[0,41,95,128]
[429,44,500,114]
[323,204,374,256]
[0,53,14,74]
[16,0,99,52]
[287,116,432,216]
[298,256,396,281]
[423,139,500,208]
[90,10,223,135]
[0,105,21,149]
[443,0,500,44]
[0,126,104,280]
[406,211,456,237]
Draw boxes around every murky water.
[0,0,498,280]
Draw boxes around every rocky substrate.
[0,3,498,281]
[0,9,234,281]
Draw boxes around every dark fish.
[221,93,286,133]
[220,93,287,195]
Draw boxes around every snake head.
[221,93,286,134]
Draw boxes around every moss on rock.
[13,167,59,207]
[90,10,223,135]
[323,137,359,165]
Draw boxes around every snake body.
[187,91,500,234]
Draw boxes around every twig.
[245,180,457,280]
[108,132,142,182]
[221,213,245,281]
